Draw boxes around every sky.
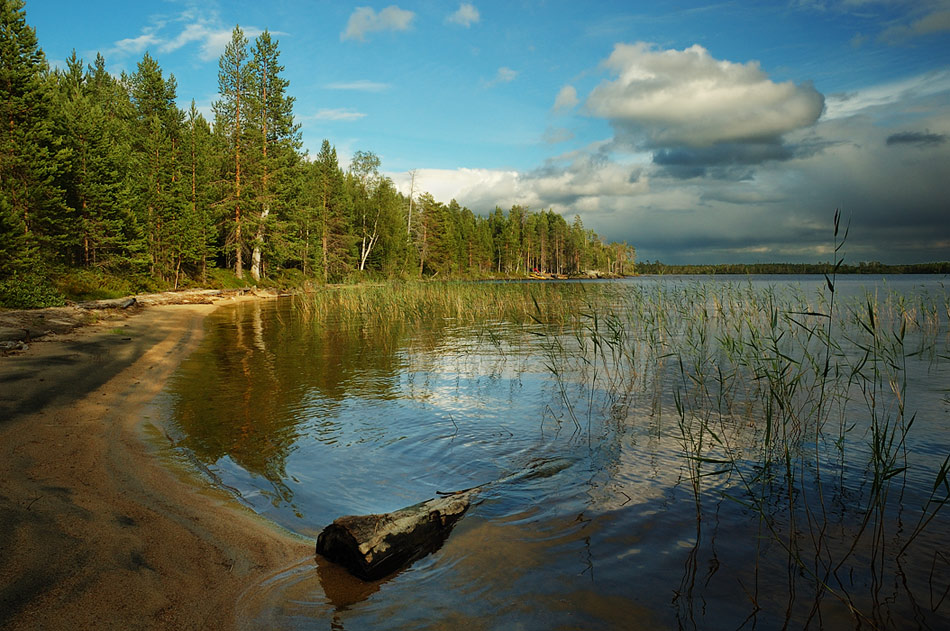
[26,0,950,264]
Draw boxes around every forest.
[0,1,634,308]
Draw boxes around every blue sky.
[27,0,950,263]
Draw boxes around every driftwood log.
[315,458,576,581]
[315,490,473,581]
[77,297,137,310]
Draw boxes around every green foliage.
[0,273,66,308]
[205,267,249,289]
[54,269,141,301]
[0,0,69,275]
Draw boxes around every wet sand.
[0,298,313,629]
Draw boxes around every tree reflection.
[168,298,452,505]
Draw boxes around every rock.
[315,490,473,581]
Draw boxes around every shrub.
[0,274,67,309]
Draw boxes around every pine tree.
[129,52,185,281]
[247,30,300,281]
[184,101,216,283]
[0,0,68,277]
[308,139,350,282]
[213,26,252,279]
[54,51,140,272]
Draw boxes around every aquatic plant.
[282,257,949,626]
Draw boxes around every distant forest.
[635,261,950,275]
[0,1,633,307]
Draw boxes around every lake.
[156,276,950,630]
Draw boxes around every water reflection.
[162,278,950,629]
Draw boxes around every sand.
[0,296,313,630]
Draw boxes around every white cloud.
[484,66,518,87]
[107,8,263,63]
[112,32,162,56]
[325,80,392,92]
[341,6,415,42]
[390,149,648,219]
[447,3,481,27]
[824,70,950,119]
[586,42,824,148]
[159,22,243,62]
[553,85,579,112]
[310,108,367,121]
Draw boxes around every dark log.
[315,490,473,581]
[78,297,137,310]
[314,458,575,581]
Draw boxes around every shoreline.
[0,294,313,629]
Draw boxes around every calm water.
[158,276,950,630]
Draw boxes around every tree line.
[0,1,632,306]
[635,261,950,275]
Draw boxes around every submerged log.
[315,490,473,581]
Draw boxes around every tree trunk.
[316,490,473,581]
[251,204,269,282]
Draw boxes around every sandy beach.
[0,295,313,630]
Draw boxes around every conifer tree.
[213,26,252,279]
[0,0,67,276]
[307,140,350,282]
[247,30,299,281]
[55,51,141,271]
[129,52,185,281]
[184,101,216,283]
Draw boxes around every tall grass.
[289,270,950,626]
[526,276,949,626]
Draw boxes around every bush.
[55,269,136,301]
[0,274,67,309]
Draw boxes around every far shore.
[0,290,313,630]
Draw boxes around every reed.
[287,265,949,626]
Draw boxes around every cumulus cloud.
[341,6,415,42]
[390,147,648,223]
[553,85,579,112]
[447,3,480,27]
[383,40,947,265]
[586,43,824,149]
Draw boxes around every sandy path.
[0,300,313,630]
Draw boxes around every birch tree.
[350,150,382,271]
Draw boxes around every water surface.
[159,276,950,629]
